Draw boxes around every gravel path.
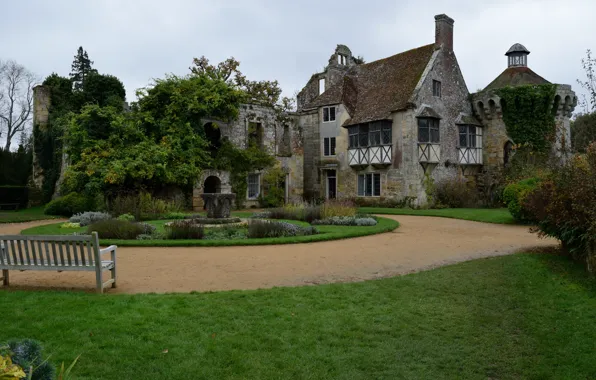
[0,216,556,294]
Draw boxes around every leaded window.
[323,106,336,122]
[458,125,480,148]
[369,124,381,146]
[358,124,369,147]
[348,126,358,148]
[357,173,381,197]
[381,123,392,144]
[418,118,440,144]
[247,173,260,199]
[324,137,336,156]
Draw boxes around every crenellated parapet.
[552,85,577,119]
[471,92,503,121]
[471,84,577,122]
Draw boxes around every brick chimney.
[435,14,454,51]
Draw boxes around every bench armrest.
[99,245,117,262]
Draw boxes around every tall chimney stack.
[435,14,454,51]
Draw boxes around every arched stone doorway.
[193,170,233,211]
[203,175,221,194]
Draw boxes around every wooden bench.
[0,203,20,211]
[0,232,117,293]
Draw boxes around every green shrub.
[3,339,55,380]
[87,219,146,240]
[524,143,596,271]
[44,192,94,217]
[503,178,540,222]
[108,192,182,221]
[165,221,204,240]
[117,213,135,222]
[321,200,356,219]
[433,177,479,208]
[247,220,317,238]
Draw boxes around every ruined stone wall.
[194,104,304,209]
[301,110,320,200]
[32,85,51,191]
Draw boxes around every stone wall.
[32,85,51,191]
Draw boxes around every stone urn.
[200,193,236,219]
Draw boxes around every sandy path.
[0,216,556,294]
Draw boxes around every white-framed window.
[323,106,336,123]
[458,125,482,148]
[357,173,381,197]
[247,173,260,199]
[319,78,325,95]
[323,137,336,156]
[432,80,442,98]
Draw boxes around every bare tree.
[578,49,596,114]
[0,60,37,151]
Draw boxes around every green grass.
[360,207,516,224]
[20,217,399,247]
[2,252,596,379]
[0,206,58,224]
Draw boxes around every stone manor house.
[33,14,577,210]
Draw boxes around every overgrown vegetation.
[247,220,317,238]
[496,84,558,153]
[432,177,479,208]
[165,220,205,240]
[502,177,540,223]
[523,143,596,271]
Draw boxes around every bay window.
[418,118,440,144]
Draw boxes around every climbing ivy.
[496,84,557,153]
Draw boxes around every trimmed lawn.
[360,207,516,224]
[2,252,596,379]
[20,217,399,247]
[0,206,58,224]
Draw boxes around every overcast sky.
[0,0,593,108]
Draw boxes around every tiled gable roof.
[483,66,550,91]
[303,44,436,126]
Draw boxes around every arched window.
[504,141,514,166]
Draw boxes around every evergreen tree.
[70,46,97,91]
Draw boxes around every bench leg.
[1,270,8,286]
[110,266,117,288]
[95,269,103,294]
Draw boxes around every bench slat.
[43,240,51,266]
[17,240,24,264]
[36,240,44,266]
[0,240,6,265]
[86,241,93,266]
[58,242,65,266]
[51,241,58,265]
[23,240,31,263]
[0,235,94,242]
[72,241,79,266]
[10,240,18,265]
[65,241,72,266]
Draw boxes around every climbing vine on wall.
[496,84,557,153]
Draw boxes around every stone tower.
[471,43,577,172]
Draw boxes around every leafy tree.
[79,72,126,108]
[70,46,97,91]
[571,113,596,153]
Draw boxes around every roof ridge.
[358,43,435,68]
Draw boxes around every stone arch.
[504,141,514,166]
[552,95,562,117]
[203,176,221,194]
[476,101,486,120]
[488,99,497,115]
[193,169,233,211]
